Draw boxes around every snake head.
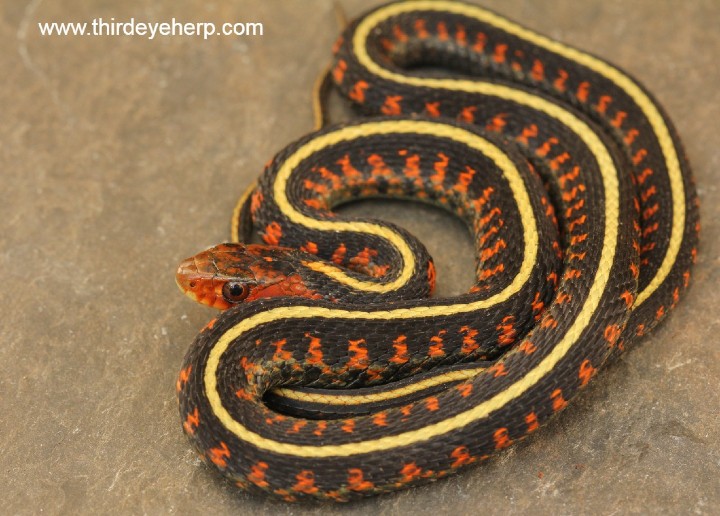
[176,242,321,309]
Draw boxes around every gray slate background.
[1,0,718,514]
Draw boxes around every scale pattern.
[176,0,699,502]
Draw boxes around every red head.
[175,243,321,309]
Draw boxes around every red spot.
[342,419,355,433]
[426,397,439,411]
[373,412,388,427]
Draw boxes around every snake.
[174,0,699,502]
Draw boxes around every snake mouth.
[175,255,229,309]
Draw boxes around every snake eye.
[222,281,250,303]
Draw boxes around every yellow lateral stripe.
[352,0,684,307]
[273,367,483,405]
[204,110,619,456]
[272,121,534,293]
[230,180,257,243]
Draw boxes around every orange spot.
[390,335,409,364]
[207,442,231,468]
[250,190,263,215]
[332,59,347,84]
[604,325,622,346]
[337,154,362,179]
[348,80,369,103]
[536,137,559,158]
[486,113,508,132]
[428,330,446,357]
[427,261,436,295]
[176,365,192,393]
[262,221,282,245]
[426,397,439,411]
[342,419,355,433]
[431,152,449,185]
[473,32,487,52]
[292,470,319,495]
[305,333,325,366]
[596,95,612,114]
[559,166,581,189]
[576,81,590,102]
[457,382,473,397]
[488,363,507,378]
[288,421,307,434]
[579,359,597,387]
[460,326,479,354]
[425,101,441,117]
[525,412,539,433]
[531,59,545,81]
[436,21,449,40]
[183,407,199,435]
[400,404,413,421]
[347,468,375,491]
[392,24,408,42]
[612,111,627,128]
[519,341,537,355]
[272,338,292,361]
[248,461,269,488]
[551,389,568,412]
[300,241,319,255]
[494,428,512,449]
[381,95,403,115]
[455,24,467,45]
[313,421,327,436]
[331,243,347,265]
[368,154,393,178]
[554,69,569,91]
[373,412,388,427]
[450,446,476,468]
[414,19,429,38]
[620,291,634,308]
[235,387,253,401]
[625,128,640,145]
[497,314,516,345]
[493,43,507,63]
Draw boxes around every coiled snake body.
[175,0,699,502]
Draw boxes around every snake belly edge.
[175,0,699,502]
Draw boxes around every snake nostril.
[189,281,196,289]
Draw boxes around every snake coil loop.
[176,0,698,502]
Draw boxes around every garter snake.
[174,0,699,502]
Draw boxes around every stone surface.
[1,0,718,514]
